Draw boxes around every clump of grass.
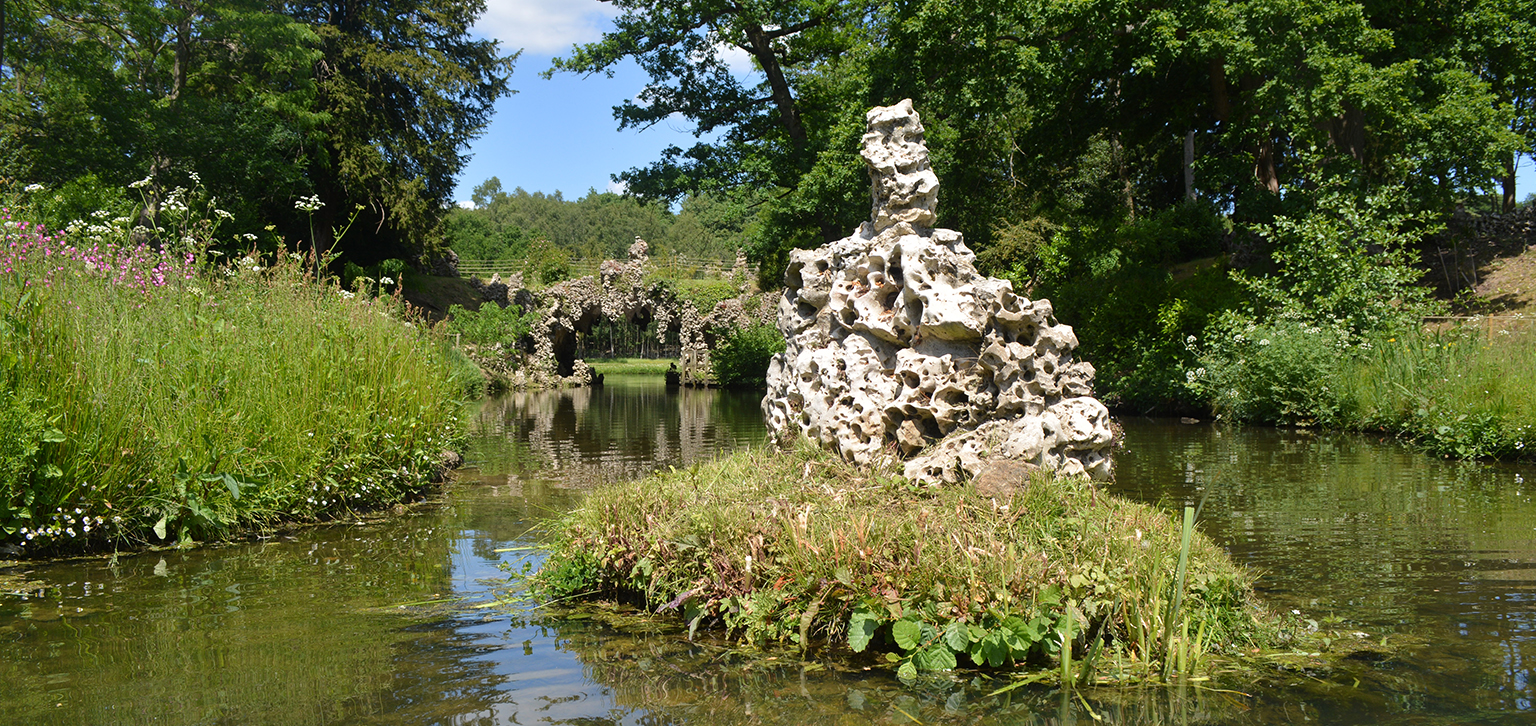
[1333,324,1536,459]
[0,209,464,555]
[522,443,1274,682]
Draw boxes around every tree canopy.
[555,0,1530,258]
[1,0,513,262]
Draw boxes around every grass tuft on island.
[523,442,1277,683]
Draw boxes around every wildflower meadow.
[0,192,466,555]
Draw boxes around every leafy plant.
[709,323,785,389]
[447,302,539,350]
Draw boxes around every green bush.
[447,302,538,350]
[1189,315,1355,424]
[1190,185,1442,424]
[710,323,785,389]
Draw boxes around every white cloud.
[605,179,628,195]
[457,200,476,209]
[475,0,620,55]
[713,43,756,77]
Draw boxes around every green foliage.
[1331,326,1536,460]
[1011,202,1238,412]
[523,444,1273,679]
[1237,185,1441,336]
[1190,316,1356,425]
[669,279,738,315]
[447,302,538,350]
[1191,186,1444,423]
[0,391,51,536]
[2,0,513,263]
[444,183,753,264]
[0,208,464,555]
[709,324,785,389]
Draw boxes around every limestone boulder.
[761,99,1114,483]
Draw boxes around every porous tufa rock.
[761,99,1114,483]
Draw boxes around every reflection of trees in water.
[467,381,767,487]
[548,617,1244,726]
[0,517,459,726]
[1111,420,1536,715]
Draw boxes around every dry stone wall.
[761,99,1115,483]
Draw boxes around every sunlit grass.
[1334,324,1536,458]
[0,212,464,554]
[523,443,1273,681]
[586,357,678,376]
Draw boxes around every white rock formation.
[761,99,1114,483]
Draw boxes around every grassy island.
[525,444,1275,683]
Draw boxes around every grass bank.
[1332,323,1536,459]
[0,213,466,556]
[522,444,1274,682]
[587,358,678,376]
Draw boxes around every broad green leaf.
[943,620,970,652]
[40,429,66,443]
[892,620,922,651]
[896,660,917,682]
[982,630,1009,667]
[913,644,957,671]
[153,516,167,541]
[848,610,880,653]
[222,473,242,501]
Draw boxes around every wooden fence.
[456,254,754,281]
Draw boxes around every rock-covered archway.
[470,239,774,389]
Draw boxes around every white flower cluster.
[295,194,324,212]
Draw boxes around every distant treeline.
[443,177,756,282]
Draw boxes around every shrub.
[1190,184,1443,423]
[447,302,538,350]
[710,323,785,389]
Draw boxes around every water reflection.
[464,374,768,488]
[1110,419,1536,721]
[6,383,1536,724]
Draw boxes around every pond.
[2,374,1534,724]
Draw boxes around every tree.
[1,0,514,263]
[548,0,880,248]
[0,0,323,229]
[286,0,515,262]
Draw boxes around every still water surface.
[2,374,1535,724]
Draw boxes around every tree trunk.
[1,0,8,80]
[1503,152,1517,214]
[1184,130,1196,201]
[742,23,807,151]
[1208,58,1229,124]
[1255,136,1279,194]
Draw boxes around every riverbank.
[524,443,1276,682]
[0,216,466,556]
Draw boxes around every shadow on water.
[3,380,1536,724]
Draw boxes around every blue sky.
[451,0,728,204]
[454,0,1536,207]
